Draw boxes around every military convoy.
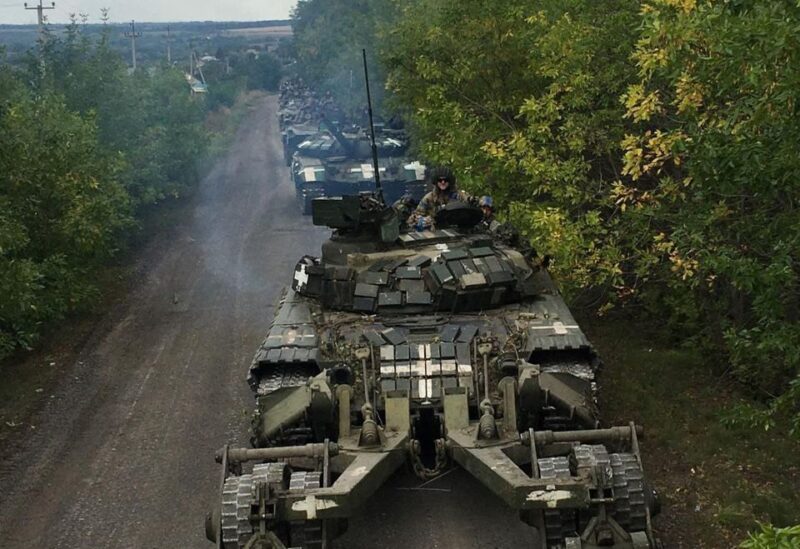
[278,79,428,213]
[204,186,662,548]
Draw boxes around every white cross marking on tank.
[294,264,309,289]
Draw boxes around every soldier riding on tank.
[408,166,470,230]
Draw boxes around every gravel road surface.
[0,96,536,549]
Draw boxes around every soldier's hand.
[415,216,432,231]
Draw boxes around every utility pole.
[24,0,55,38]
[124,20,141,71]
[166,24,172,64]
[188,40,194,75]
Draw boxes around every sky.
[0,0,296,24]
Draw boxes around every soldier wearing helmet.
[479,195,500,231]
[408,166,469,230]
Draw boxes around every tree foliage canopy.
[290,0,800,438]
[0,18,282,357]
[291,0,398,114]
[0,74,131,355]
[622,0,800,430]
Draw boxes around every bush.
[740,523,800,549]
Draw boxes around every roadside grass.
[204,90,268,164]
[582,315,800,548]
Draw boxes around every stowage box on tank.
[205,194,661,549]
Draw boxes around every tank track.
[289,471,322,492]
[538,360,599,431]
[252,364,317,446]
[256,364,313,396]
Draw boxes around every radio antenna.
[362,49,383,203]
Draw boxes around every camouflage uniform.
[414,188,469,217]
[480,215,501,232]
[407,166,469,229]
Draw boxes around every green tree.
[621,0,800,431]
[0,78,131,355]
[0,16,216,357]
[291,0,399,115]
[32,18,208,206]
[383,0,640,294]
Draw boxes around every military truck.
[205,195,661,549]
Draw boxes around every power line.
[23,0,54,37]
[166,24,171,64]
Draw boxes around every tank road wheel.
[610,453,649,533]
[537,457,577,548]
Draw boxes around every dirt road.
[0,96,535,548]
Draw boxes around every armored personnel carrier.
[291,124,426,214]
[205,194,661,549]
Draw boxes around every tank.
[278,78,342,166]
[291,124,426,214]
[282,122,320,167]
[205,195,662,549]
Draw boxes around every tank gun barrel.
[319,115,355,156]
